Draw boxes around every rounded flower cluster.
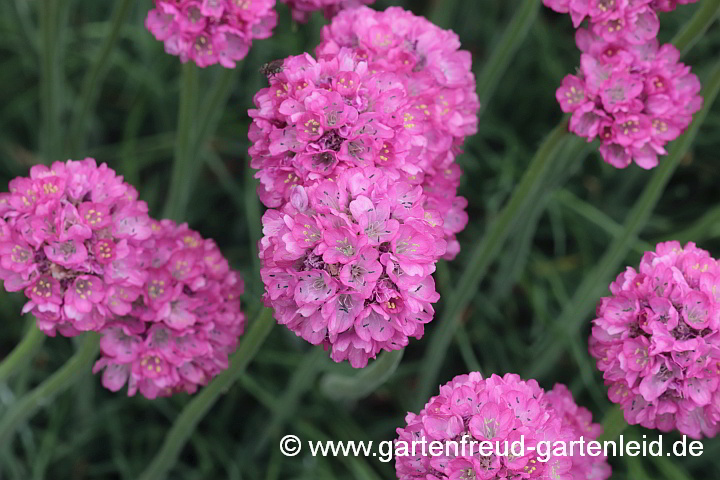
[280,0,376,23]
[250,8,478,367]
[249,49,430,208]
[259,167,445,368]
[317,6,479,256]
[396,372,611,480]
[544,0,703,169]
[145,0,277,68]
[557,31,702,168]
[544,0,698,37]
[0,159,246,399]
[590,241,720,439]
[249,48,471,259]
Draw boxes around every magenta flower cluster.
[0,159,246,399]
[145,0,278,68]
[544,0,703,169]
[396,372,611,480]
[590,241,720,439]
[259,167,446,368]
[543,0,697,37]
[317,6,479,257]
[249,7,478,367]
[144,0,380,67]
[280,0,375,23]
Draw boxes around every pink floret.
[543,0,697,35]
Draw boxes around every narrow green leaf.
[655,203,720,244]
[597,404,627,443]
[0,322,45,384]
[66,0,134,155]
[475,0,540,110]
[256,348,326,452]
[652,454,695,480]
[427,0,460,28]
[0,334,100,446]
[294,420,382,480]
[553,189,653,254]
[625,455,654,480]
[163,63,199,221]
[38,0,66,162]
[137,308,274,480]
[163,66,238,221]
[454,326,482,373]
[671,0,720,55]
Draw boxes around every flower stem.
[162,66,238,221]
[427,0,460,28]
[39,0,63,162]
[672,0,720,56]
[0,334,99,446]
[66,0,135,156]
[137,308,274,480]
[597,404,628,443]
[163,63,199,221]
[413,121,575,409]
[475,0,540,112]
[528,57,720,379]
[0,321,45,384]
[256,348,326,453]
[194,68,238,157]
[410,0,542,408]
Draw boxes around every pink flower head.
[395,372,611,480]
[590,241,720,438]
[315,7,478,257]
[543,0,668,43]
[317,7,479,145]
[0,158,150,334]
[544,0,702,169]
[249,49,425,206]
[0,159,246,399]
[251,18,475,257]
[561,36,702,169]
[280,0,376,23]
[259,168,446,368]
[92,220,246,399]
[145,0,277,68]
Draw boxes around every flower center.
[141,356,164,373]
[11,245,30,263]
[148,279,166,299]
[75,278,94,299]
[33,278,53,298]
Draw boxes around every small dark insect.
[260,59,284,78]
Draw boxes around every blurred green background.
[0,0,720,479]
